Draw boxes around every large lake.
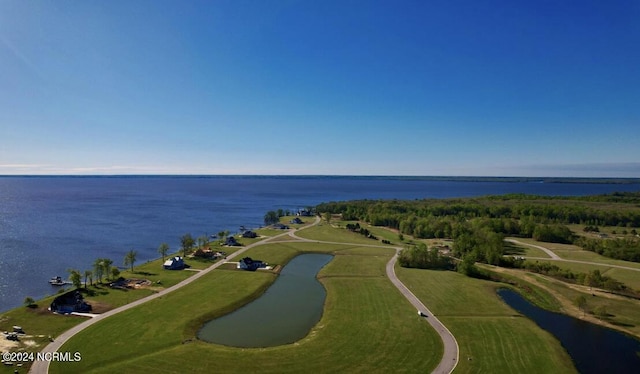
[1,175,639,312]
[198,253,333,347]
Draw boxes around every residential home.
[163,256,185,270]
[242,230,258,238]
[225,236,240,246]
[290,217,303,224]
[238,257,265,271]
[297,209,313,217]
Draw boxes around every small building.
[242,230,258,238]
[290,217,303,224]
[272,223,289,230]
[50,290,92,314]
[225,236,240,246]
[238,257,265,271]
[163,256,185,270]
[297,209,313,217]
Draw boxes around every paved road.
[506,238,561,259]
[507,238,640,272]
[289,229,459,374]
[29,219,319,374]
[32,217,458,374]
[385,249,459,374]
[525,256,640,272]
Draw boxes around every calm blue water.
[0,175,639,312]
[198,253,333,347]
[498,288,640,373]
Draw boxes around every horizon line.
[2,174,640,180]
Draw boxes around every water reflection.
[498,288,640,374]
[198,253,333,347]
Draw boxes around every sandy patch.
[0,337,19,351]
[22,339,38,347]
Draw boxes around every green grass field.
[523,259,640,291]
[395,266,577,373]
[50,242,442,374]
[295,223,390,245]
[532,275,640,337]
[11,221,640,374]
[504,239,551,258]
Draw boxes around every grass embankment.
[395,266,577,374]
[51,242,442,373]
[491,265,640,339]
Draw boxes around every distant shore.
[2,174,640,184]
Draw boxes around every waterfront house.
[50,290,92,314]
[290,217,303,224]
[225,236,240,246]
[272,223,289,230]
[297,209,313,217]
[163,256,185,270]
[242,230,258,238]
[238,257,265,271]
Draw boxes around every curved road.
[288,229,459,373]
[31,218,459,374]
[506,239,560,259]
[507,238,640,272]
[385,249,459,374]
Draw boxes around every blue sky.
[1,1,639,176]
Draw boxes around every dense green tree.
[264,211,279,225]
[101,258,113,281]
[124,249,137,272]
[93,259,104,283]
[457,253,479,277]
[83,270,93,287]
[158,242,170,263]
[324,212,332,224]
[68,269,82,289]
[24,297,35,308]
[180,233,195,257]
[574,295,588,317]
[399,243,452,269]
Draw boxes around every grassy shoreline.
[49,241,442,373]
[5,218,638,373]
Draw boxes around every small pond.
[198,253,333,347]
[498,288,640,374]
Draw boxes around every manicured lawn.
[511,238,580,252]
[51,242,442,374]
[533,275,640,338]
[554,251,640,270]
[0,296,88,347]
[319,252,391,278]
[504,238,551,258]
[523,260,640,290]
[238,242,345,267]
[395,266,577,373]
[511,237,640,270]
[295,223,389,245]
[335,220,406,245]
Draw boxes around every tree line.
[316,193,640,263]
